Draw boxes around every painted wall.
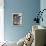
[4,0,40,42]
[40,0,46,27]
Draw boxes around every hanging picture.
[12,13,22,25]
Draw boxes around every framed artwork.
[12,13,22,25]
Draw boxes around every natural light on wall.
[0,0,4,42]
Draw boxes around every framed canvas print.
[12,13,22,25]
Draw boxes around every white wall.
[0,0,4,42]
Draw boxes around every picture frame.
[12,13,22,25]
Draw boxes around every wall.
[40,0,46,26]
[4,0,40,42]
[40,0,46,45]
[0,0,4,42]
